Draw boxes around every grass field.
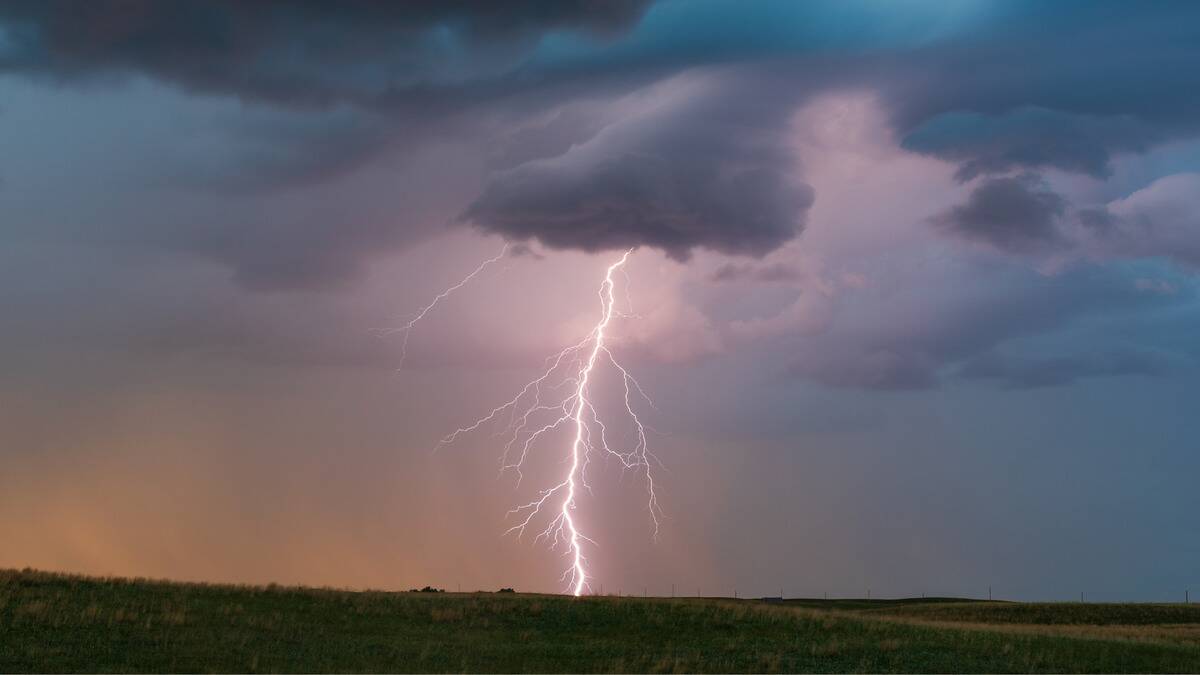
[2,569,1199,673]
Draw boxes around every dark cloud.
[902,108,1160,182]
[0,1,651,105]
[932,174,1066,253]
[0,0,677,291]
[960,349,1168,389]
[171,105,397,193]
[3,0,1200,289]
[462,72,815,260]
[889,2,1200,180]
[485,104,612,173]
[506,242,544,260]
[1077,206,1120,232]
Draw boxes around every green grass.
[2,569,1199,673]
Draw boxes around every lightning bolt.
[437,248,661,596]
[391,243,508,368]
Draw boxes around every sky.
[1,0,1198,601]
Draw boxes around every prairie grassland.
[2,569,1199,673]
[864,600,1200,626]
[856,601,1200,648]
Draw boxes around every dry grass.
[866,614,1200,647]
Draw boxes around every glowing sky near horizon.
[1,1,1199,601]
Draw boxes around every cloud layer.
[932,174,1066,253]
[4,1,1200,284]
[0,1,651,103]
[463,72,815,259]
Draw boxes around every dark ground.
[2,569,1199,673]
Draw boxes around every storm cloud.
[932,174,1067,253]
[902,108,1161,182]
[462,72,815,260]
[5,1,1200,284]
[0,1,651,104]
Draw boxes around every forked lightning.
[404,247,661,595]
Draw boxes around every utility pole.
[867,588,871,600]
[988,586,992,601]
